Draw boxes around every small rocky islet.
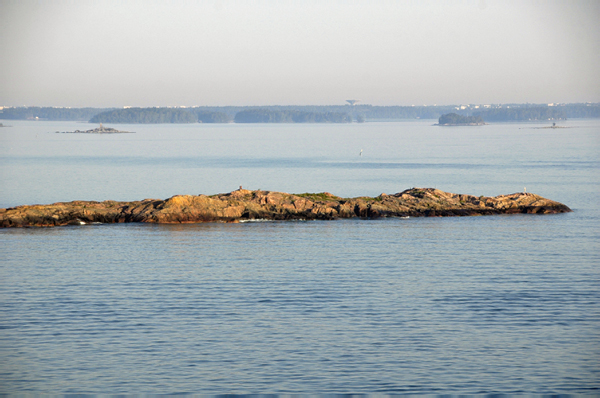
[0,188,571,228]
[55,124,133,134]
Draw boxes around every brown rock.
[0,188,571,227]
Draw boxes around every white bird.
[359,149,363,157]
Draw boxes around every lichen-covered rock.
[0,188,571,227]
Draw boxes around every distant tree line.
[0,107,113,121]
[559,103,600,118]
[91,108,352,123]
[192,105,452,120]
[88,108,230,123]
[234,109,352,123]
[473,107,566,122]
[438,113,484,125]
[1,103,598,123]
[197,111,231,123]
[90,108,198,123]
[362,106,456,120]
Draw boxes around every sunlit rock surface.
[0,188,571,227]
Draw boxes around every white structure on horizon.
[346,100,360,106]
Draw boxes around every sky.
[0,0,598,107]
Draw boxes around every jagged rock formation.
[0,188,571,228]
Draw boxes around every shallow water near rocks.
[1,120,599,394]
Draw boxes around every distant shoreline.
[1,103,598,123]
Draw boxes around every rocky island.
[530,123,571,129]
[0,188,571,228]
[436,113,486,126]
[56,124,134,134]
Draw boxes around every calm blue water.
[1,120,599,394]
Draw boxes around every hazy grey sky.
[1,0,598,107]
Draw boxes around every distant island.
[437,113,485,126]
[56,124,134,134]
[1,187,571,227]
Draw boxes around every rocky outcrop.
[0,188,571,228]
[55,125,133,134]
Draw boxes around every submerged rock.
[0,188,571,228]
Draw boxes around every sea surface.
[1,120,599,395]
